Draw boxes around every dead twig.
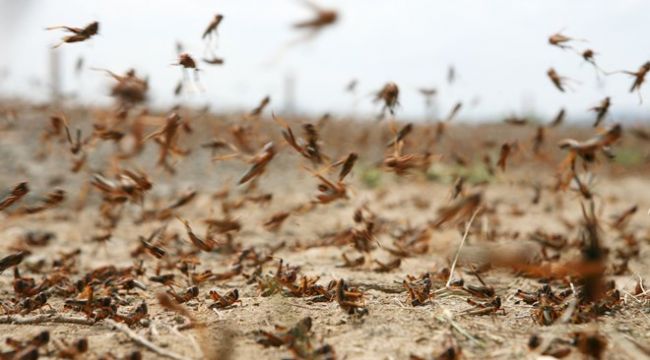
[105,319,190,360]
[0,314,95,325]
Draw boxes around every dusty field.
[0,105,649,359]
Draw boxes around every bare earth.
[0,106,649,359]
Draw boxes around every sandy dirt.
[0,105,649,359]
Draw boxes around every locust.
[175,53,199,71]
[93,68,149,105]
[345,79,358,93]
[582,49,596,64]
[580,49,605,74]
[294,1,338,31]
[167,190,198,210]
[558,123,622,167]
[0,182,29,211]
[497,142,512,171]
[430,192,482,228]
[209,289,241,309]
[112,302,148,327]
[302,123,324,164]
[202,56,224,65]
[204,217,242,234]
[547,68,570,92]
[47,21,99,48]
[462,271,495,299]
[91,169,152,204]
[374,82,400,118]
[150,274,176,288]
[17,293,51,315]
[607,61,650,102]
[269,0,338,63]
[384,122,432,175]
[275,114,325,165]
[572,332,607,360]
[373,258,401,273]
[0,252,27,274]
[627,61,650,93]
[445,102,462,123]
[14,189,66,215]
[178,217,218,252]
[144,112,188,173]
[201,139,237,155]
[590,97,611,128]
[308,153,357,204]
[202,14,224,40]
[237,142,276,185]
[483,154,495,176]
[337,153,358,182]
[167,286,199,304]
[335,279,367,315]
[403,275,432,306]
[386,123,413,148]
[173,53,203,90]
[2,331,50,360]
[611,204,638,230]
[462,296,505,316]
[503,115,528,126]
[311,170,348,204]
[434,102,462,141]
[548,31,584,50]
[249,96,271,118]
[549,108,565,127]
[53,338,89,359]
[264,211,291,232]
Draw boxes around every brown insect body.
[497,142,511,171]
[209,289,241,309]
[375,82,400,118]
[0,182,29,211]
[47,21,99,48]
[238,142,276,185]
[547,68,567,92]
[202,14,224,39]
[627,61,650,93]
[590,97,611,127]
[294,1,338,30]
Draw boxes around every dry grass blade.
[446,207,481,287]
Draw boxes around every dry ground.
[0,104,649,359]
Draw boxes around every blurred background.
[0,0,648,121]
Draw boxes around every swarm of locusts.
[1,6,649,360]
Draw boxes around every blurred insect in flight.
[173,53,203,92]
[374,82,399,119]
[269,1,338,63]
[202,14,225,65]
[46,21,99,48]
[607,61,650,103]
[548,31,584,50]
[547,68,575,92]
[590,97,610,128]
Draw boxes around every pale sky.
[1,0,649,121]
